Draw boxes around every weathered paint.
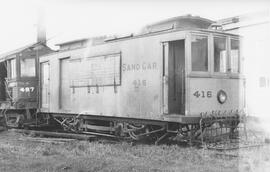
[187,77,245,115]
[39,28,243,121]
[40,30,188,120]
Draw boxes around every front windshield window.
[214,37,227,73]
[20,58,36,77]
[230,39,240,73]
[191,35,208,72]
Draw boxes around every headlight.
[217,90,227,104]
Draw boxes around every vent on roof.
[209,23,224,31]
[140,15,214,34]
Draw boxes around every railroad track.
[8,128,131,145]
[5,122,266,150]
[10,129,97,141]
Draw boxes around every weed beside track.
[0,130,269,172]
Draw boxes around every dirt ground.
[0,130,269,172]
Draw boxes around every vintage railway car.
[0,42,53,126]
[38,15,245,142]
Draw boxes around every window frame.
[188,32,242,78]
[69,52,122,88]
[211,34,229,77]
[8,58,17,79]
[229,37,241,76]
[20,57,36,78]
[86,53,122,87]
[189,33,211,77]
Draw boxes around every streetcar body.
[39,16,245,123]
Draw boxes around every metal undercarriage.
[1,109,252,149]
[36,112,247,147]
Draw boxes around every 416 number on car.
[193,91,212,98]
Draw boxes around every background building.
[218,10,270,120]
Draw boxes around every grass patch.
[0,131,269,172]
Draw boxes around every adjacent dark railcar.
[0,42,53,126]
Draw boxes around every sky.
[0,0,269,53]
